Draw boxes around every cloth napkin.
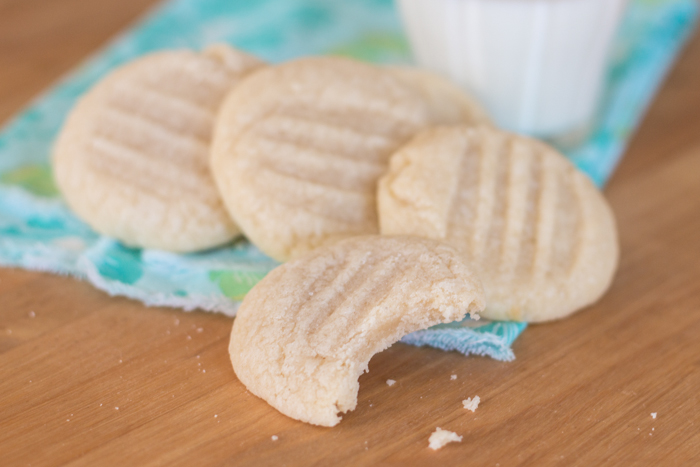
[0,0,696,362]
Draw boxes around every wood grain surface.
[1,1,700,465]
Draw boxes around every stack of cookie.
[53,45,618,427]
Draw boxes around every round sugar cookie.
[211,56,488,262]
[378,125,619,322]
[53,44,264,252]
[230,235,485,427]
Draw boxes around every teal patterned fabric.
[0,0,696,362]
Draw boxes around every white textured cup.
[398,0,628,143]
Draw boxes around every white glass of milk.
[398,0,629,146]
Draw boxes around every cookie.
[378,125,618,322]
[210,56,489,262]
[229,235,484,426]
[53,45,264,252]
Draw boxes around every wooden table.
[1,1,699,465]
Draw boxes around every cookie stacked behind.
[210,56,490,262]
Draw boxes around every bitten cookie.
[53,44,264,252]
[378,125,619,322]
[210,56,489,262]
[229,235,485,426]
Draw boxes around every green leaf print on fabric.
[0,164,59,197]
[329,32,411,63]
[209,270,268,301]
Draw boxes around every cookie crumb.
[651,413,657,419]
[271,435,278,441]
[386,379,396,387]
[429,428,462,450]
[450,374,457,381]
[463,396,480,412]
